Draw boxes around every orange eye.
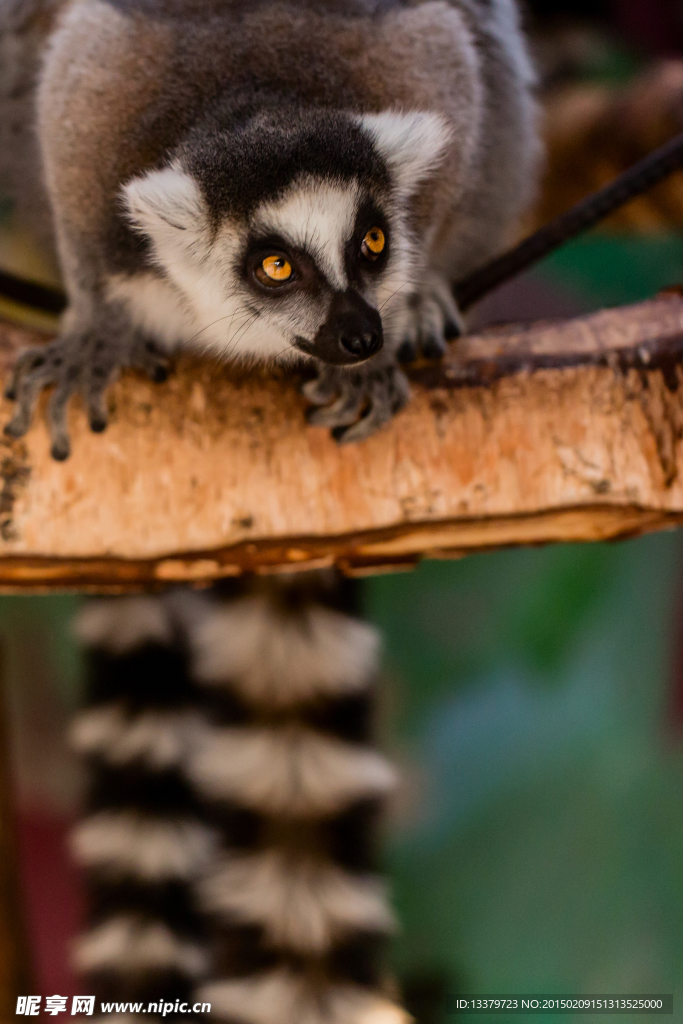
[258,255,293,285]
[361,227,385,260]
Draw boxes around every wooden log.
[1,293,683,589]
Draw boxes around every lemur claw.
[303,357,410,443]
[5,333,172,459]
[393,274,463,365]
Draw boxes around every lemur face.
[120,111,452,365]
[238,180,389,365]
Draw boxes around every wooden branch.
[1,294,683,590]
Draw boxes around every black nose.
[338,318,382,360]
[310,291,384,365]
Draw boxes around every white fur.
[123,164,208,247]
[73,916,208,976]
[358,111,453,201]
[70,704,126,757]
[106,271,195,351]
[70,703,203,770]
[254,178,361,290]
[187,724,396,815]
[70,812,217,881]
[72,597,171,654]
[201,849,395,952]
[122,163,311,364]
[190,596,381,706]
[199,971,411,1024]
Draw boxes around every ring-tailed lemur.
[1,0,538,456]
[70,575,406,1024]
[1,0,539,1019]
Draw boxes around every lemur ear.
[122,164,207,249]
[358,110,452,199]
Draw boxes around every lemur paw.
[392,273,463,364]
[4,332,170,460]
[303,355,410,444]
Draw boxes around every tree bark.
[1,293,683,588]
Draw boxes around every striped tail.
[70,574,411,1024]
[69,595,215,1016]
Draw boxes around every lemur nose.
[309,291,383,365]
[339,325,382,360]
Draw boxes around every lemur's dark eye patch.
[346,199,390,284]
[246,241,301,292]
[245,236,324,294]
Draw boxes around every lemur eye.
[361,227,385,260]
[257,255,293,285]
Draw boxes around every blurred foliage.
[0,595,83,711]
[362,544,624,738]
[367,534,683,1022]
[541,235,683,307]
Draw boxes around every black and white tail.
[69,594,214,1013]
[70,574,410,1024]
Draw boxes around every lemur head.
[122,106,452,365]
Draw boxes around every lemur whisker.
[224,312,261,353]
[182,311,250,348]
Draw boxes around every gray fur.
[0,0,540,453]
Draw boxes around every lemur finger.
[444,317,462,341]
[395,279,463,364]
[47,379,77,460]
[333,366,409,444]
[82,355,120,434]
[87,390,109,434]
[4,366,52,438]
[333,405,387,444]
[428,274,463,340]
[305,381,365,428]
[131,338,170,383]
[4,346,51,401]
[418,295,449,359]
[420,336,447,359]
[396,340,418,364]
[377,363,410,413]
[301,367,340,406]
[396,306,421,365]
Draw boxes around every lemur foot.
[392,273,463,364]
[4,331,170,460]
[303,354,410,444]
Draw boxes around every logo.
[16,997,95,1016]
